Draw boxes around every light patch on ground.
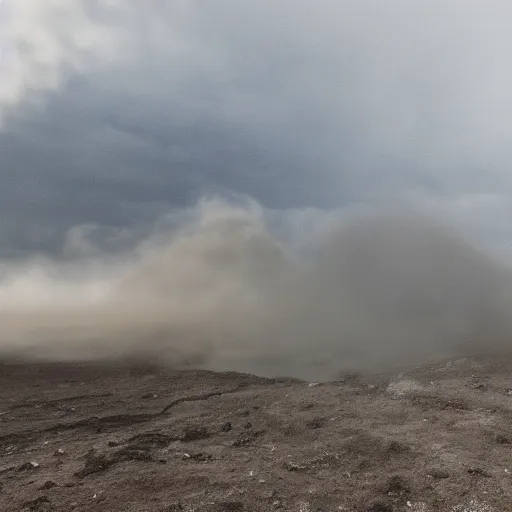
[452,410,496,429]
[386,377,425,397]
[452,499,496,512]
[406,502,429,511]
[297,501,311,512]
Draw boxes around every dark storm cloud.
[0,69,351,255]
[1,0,512,255]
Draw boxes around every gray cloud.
[1,1,512,375]
[1,201,511,380]
[2,2,511,225]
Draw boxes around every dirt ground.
[1,357,512,511]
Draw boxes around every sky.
[0,0,512,257]
[2,1,512,377]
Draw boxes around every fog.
[0,199,510,380]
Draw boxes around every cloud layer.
[1,1,512,254]
[1,2,512,376]
[1,200,511,380]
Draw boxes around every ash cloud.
[0,199,510,380]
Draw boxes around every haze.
[1,1,511,379]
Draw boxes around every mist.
[0,199,510,381]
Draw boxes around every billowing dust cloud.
[0,199,511,380]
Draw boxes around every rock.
[75,452,113,478]
[21,495,52,511]
[232,430,264,447]
[494,434,510,445]
[209,502,244,512]
[427,468,449,479]
[365,502,392,512]
[17,462,40,471]
[39,481,58,490]
[386,440,410,454]
[189,452,213,462]
[181,427,211,442]
[284,461,308,471]
[128,432,174,448]
[113,447,153,462]
[306,417,325,429]
[382,475,410,495]
[467,467,491,477]
[161,504,183,512]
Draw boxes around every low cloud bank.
[0,199,510,380]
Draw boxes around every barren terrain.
[1,357,512,511]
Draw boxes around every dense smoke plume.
[0,199,511,380]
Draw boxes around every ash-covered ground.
[1,357,512,511]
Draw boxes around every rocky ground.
[1,357,512,511]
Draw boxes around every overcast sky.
[1,0,512,257]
